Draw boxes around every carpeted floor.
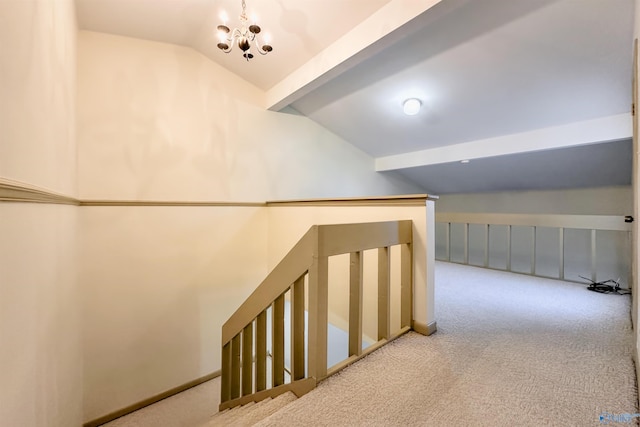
[103,262,638,426]
[102,378,221,427]
[256,262,638,426]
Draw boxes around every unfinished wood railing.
[219,220,413,411]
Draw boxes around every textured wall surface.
[77,31,422,201]
[0,0,81,425]
[76,31,424,421]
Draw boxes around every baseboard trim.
[83,370,221,427]
[413,320,437,336]
[636,344,640,410]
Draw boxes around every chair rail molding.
[0,177,79,205]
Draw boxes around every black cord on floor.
[579,276,631,295]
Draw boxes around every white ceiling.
[75,0,392,90]
[292,0,633,156]
[75,0,635,195]
[390,138,632,194]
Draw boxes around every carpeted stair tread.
[203,391,296,426]
[203,401,257,426]
[233,392,297,426]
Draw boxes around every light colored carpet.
[202,392,297,426]
[102,378,221,427]
[256,262,638,427]
[101,262,638,426]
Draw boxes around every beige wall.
[79,206,267,421]
[0,0,80,426]
[77,31,423,201]
[0,0,77,196]
[435,186,632,215]
[76,31,423,421]
[0,205,80,427]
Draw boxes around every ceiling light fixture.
[216,0,273,61]
[403,98,421,116]
[460,159,470,164]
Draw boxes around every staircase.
[219,220,415,412]
[203,392,296,426]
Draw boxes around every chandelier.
[216,0,273,61]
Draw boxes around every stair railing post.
[242,322,254,396]
[378,246,390,340]
[307,251,328,381]
[221,342,231,403]
[255,310,267,392]
[230,334,241,399]
[400,242,413,329]
[349,251,363,357]
[273,294,286,387]
[291,275,306,381]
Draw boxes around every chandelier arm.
[255,45,269,55]
[230,28,243,41]
[227,28,256,44]
[252,38,272,55]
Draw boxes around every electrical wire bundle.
[579,276,630,295]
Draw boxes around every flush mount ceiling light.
[216,0,273,61]
[460,159,470,164]
[403,98,421,116]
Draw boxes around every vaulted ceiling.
[76,0,635,194]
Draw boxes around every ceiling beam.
[375,114,632,171]
[265,0,444,111]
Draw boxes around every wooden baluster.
[242,322,253,396]
[484,224,490,267]
[463,223,469,264]
[401,243,413,329]
[308,255,328,380]
[378,247,390,340]
[291,276,306,380]
[446,222,451,261]
[349,251,363,357]
[221,342,231,403]
[591,229,597,282]
[255,310,267,392]
[506,225,512,271]
[273,293,285,387]
[531,226,537,275]
[559,228,565,280]
[230,334,241,399]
